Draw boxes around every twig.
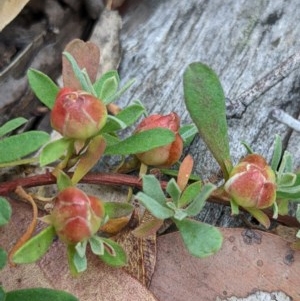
[226,51,300,118]
[8,186,38,264]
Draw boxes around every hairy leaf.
[27,69,59,109]
[0,117,27,137]
[0,131,49,164]
[183,62,232,179]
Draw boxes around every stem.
[8,186,38,264]
[0,157,39,168]
[0,171,299,228]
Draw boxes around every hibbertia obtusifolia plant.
[0,39,300,285]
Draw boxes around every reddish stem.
[0,171,299,228]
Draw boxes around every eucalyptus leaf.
[178,181,202,208]
[166,178,181,206]
[0,117,27,138]
[135,192,174,219]
[0,248,7,269]
[99,238,127,267]
[105,128,175,155]
[13,226,56,264]
[39,137,72,166]
[174,218,223,257]
[183,62,232,179]
[27,69,59,109]
[104,202,134,219]
[5,288,78,301]
[183,183,216,217]
[142,175,166,205]
[0,131,49,164]
[0,197,12,226]
[271,135,282,171]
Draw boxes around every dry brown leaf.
[0,0,30,31]
[114,210,157,288]
[150,228,300,300]
[62,39,100,89]
[1,198,159,301]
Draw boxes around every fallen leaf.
[150,228,300,300]
[114,210,157,288]
[1,198,159,301]
[0,0,30,31]
[62,39,100,89]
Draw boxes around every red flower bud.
[135,112,183,167]
[51,187,105,245]
[224,154,276,209]
[50,88,107,139]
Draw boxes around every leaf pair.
[135,175,222,257]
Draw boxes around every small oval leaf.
[5,288,78,301]
[27,69,59,109]
[174,218,223,258]
[13,226,56,264]
[105,128,175,155]
[0,131,49,164]
[99,238,127,267]
[183,62,232,179]
[0,117,27,138]
[0,197,12,226]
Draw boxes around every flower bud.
[135,112,183,167]
[50,88,107,139]
[224,154,276,209]
[51,187,105,245]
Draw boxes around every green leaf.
[277,172,296,187]
[241,141,254,154]
[89,236,104,256]
[183,183,216,217]
[39,137,72,166]
[142,175,166,206]
[296,204,300,222]
[105,79,135,105]
[5,288,78,301]
[73,251,87,273]
[93,70,119,102]
[67,245,79,276]
[0,286,5,301]
[271,135,282,171]
[99,238,127,267]
[0,248,7,269]
[13,226,56,264]
[178,181,202,208]
[0,197,12,226]
[56,170,73,191]
[71,135,106,185]
[27,69,59,109]
[0,131,49,164]
[179,124,198,147]
[135,192,174,220]
[276,173,300,199]
[75,241,87,258]
[0,117,27,138]
[105,128,175,155]
[63,52,92,94]
[174,218,223,257]
[104,202,134,219]
[183,62,232,179]
[166,178,181,206]
[244,207,270,228]
[101,103,146,134]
